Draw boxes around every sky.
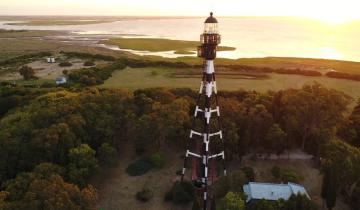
[1,0,360,23]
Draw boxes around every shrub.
[164,190,173,202]
[241,167,255,182]
[59,61,72,67]
[40,81,56,88]
[228,170,248,193]
[149,152,166,169]
[192,199,201,210]
[126,158,153,176]
[271,166,281,179]
[218,192,245,210]
[281,169,300,183]
[212,170,248,198]
[19,65,35,80]
[84,61,96,67]
[136,187,153,202]
[166,181,195,205]
[212,176,229,198]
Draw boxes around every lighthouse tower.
[181,12,226,210]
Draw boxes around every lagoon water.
[1,17,360,61]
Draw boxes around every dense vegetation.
[0,82,359,209]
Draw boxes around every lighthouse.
[181,12,226,210]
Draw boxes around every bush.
[271,166,281,179]
[241,167,255,182]
[59,61,72,67]
[192,199,201,210]
[136,187,153,202]
[19,65,35,80]
[40,81,56,88]
[164,190,173,202]
[212,176,230,198]
[149,152,166,169]
[84,61,96,66]
[126,158,153,176]
[218,192,245,210]
[281,169,300,183]
[166,181,195,205]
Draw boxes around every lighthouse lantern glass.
[204,23,218,34]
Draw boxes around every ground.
[94,142,189,210]
[94,141,350,210]
[100,67,360,99]
[2,59,106,80]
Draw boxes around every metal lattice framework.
[181,12,226,210]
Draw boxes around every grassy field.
[101,38,236,53]
[100,67,360,100]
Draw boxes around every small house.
[55,76,67,85]
[243,182,310,203]
[46,57,56,63]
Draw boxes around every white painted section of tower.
[199,81,204,94]
[194,106,203,117]
[205,167,208,177]
[187,150,201,158]
[209,130,222,139]
[205,60,214,74]
[190,130,202,138]
[205,82,213,97]
[205,110,211,124]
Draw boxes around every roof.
[205,12,218,23]
[243,182,310,203]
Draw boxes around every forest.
[0,82,359,209]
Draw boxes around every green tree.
[321,140,360,210]
[351,184,360,210]
[2,170,97,210]
[67,144,99,186]
[19,66,35,80]
[283,193,318,210]
[265,124,287,155]
[97,143,118,166]
[248,199,275,210]
[218,192,245,210]
[282,83,350,150]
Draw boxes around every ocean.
[1,17,359,61]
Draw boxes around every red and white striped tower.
[181,12,226,210]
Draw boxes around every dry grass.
[100,67,360,100]
[94,142,189,210]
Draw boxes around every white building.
[55,76,67,85]
[46,57,56,63]
[243,182,310,203]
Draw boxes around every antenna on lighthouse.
[181,12,226,210]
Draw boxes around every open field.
[101,38,236,53]
[0,29,65,38]
[100,67,360,99]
